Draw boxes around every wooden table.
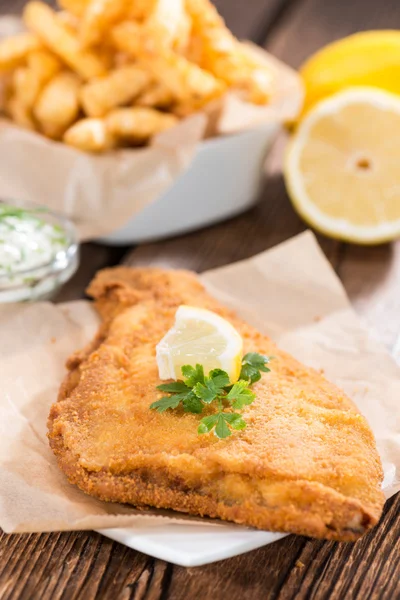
[1,0,400,598]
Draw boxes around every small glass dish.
[0,201,79,302]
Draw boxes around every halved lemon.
[156,305,243,382]
[300,30,400,115]
[285,87,400,244]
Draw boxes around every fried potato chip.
[23,2,107,80]
[34,71,81,138]
[80,0,127,48]
[106,106,178,140]
[186,0,272,104]
[81,65,150,117]
[64,117,115,151]
[0,33,41,72]
[136,81,174,109]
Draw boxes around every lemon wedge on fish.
[284,87,400,244]
[156,305,243,382]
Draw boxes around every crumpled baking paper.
[0,231,398,534]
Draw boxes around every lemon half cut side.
[156,305,243,382]
[285,87,400,244]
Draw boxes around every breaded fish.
[48,267,384,541]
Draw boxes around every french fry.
[128,0,156,21]
[141,50,225,104]
[0,0,270,150]
[23,2,107,80]
[110,21,141,56]
[57,10,80,31]
[59,0,154,21]
[12,68,40,110]
[64,117,115,152]
[34,71,81,138]
[5,95,36,130]
[106,107,178,141]
[13,50,61,112]
[112,22,225,104]
[136,81,174,109]
[58,0,88,18]
[81,65,150,117]
[80,0,128,48]
[186,0,272,104]
[111,1,189,57]
[0,33,41,72]
[0,74,12,113]
[145,0,188,50]
[28,49,61,80]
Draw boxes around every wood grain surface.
[1,0,400,598]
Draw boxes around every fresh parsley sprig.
[150,353,272,439]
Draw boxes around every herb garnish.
[150,353,272,439]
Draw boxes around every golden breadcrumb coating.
[48,267,384,540]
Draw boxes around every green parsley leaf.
[182,392,204,414]
[215,414,231,439]
[150,396,182,412]
[209,369,230,388]
[239,352,272,384]
[181,364,205,386]
[152,353,273,439]
[242,352,270,366]
[157,381,189,393]
[227,380,255,409]
[240,363,261,384]
[193,380,219,403]
[223,413,247,430]
[198,414,219,434]
[194,368,231,403]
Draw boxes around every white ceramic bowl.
[97,122,280,245]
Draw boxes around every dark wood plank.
[266,0,400,68]
[54,243,129,303]
[1,495,399,600]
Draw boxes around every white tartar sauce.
[0,205,67,277]
[0,204,78,302]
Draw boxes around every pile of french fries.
[0,0,273,152]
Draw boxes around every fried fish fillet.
[48,267,384,541]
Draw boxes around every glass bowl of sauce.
[0,202,79,302]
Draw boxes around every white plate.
[98,524,286,567]
[97,123,280,245]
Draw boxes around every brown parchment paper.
[0,231,399,534]
[0,18,303,241]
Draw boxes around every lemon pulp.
[156,305,243,382]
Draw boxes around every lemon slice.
[156,305,243,382]
[285,87,400,244]
[300,30,400,115]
